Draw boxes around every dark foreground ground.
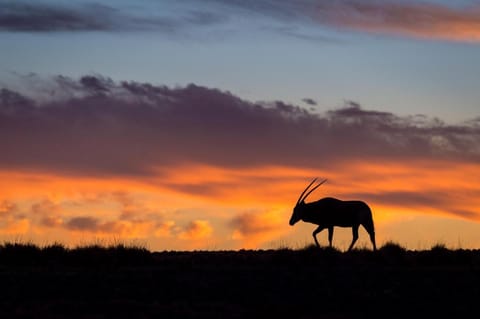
[1,243,480,318]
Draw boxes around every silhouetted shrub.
[0,242,41,265]
[42,242,67,255]
[68,243,151,266]
[0,241,151,267]
[430,243,448,252]
[380,241,406,254]
[300,243,341,254]
[416,242,456,265]
[378,241,407,265]
[301,243,319,252]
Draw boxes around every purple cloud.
[0,2,116,32]
[1,75,479,178]
[0,2,224,33]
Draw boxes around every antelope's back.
[311,197,372,226]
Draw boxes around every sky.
[1,0,480,250]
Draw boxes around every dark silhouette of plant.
[0,242,151,267]
[0,242,40,265]
[380,241,406,254]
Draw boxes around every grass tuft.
[380,241,407,253]
[0,240,151,266]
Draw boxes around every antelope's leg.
[348,225,359,251]
[328,227,334,247]
[312,226,325,247]
[361,221,376,251]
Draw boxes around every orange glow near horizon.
[1,159,480,250]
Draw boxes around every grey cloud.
[185,10,227,26]
[302,98,317,106]
[0,88,34,113]
[63,216,114,233]
[0,2,225,33]
[65,216,99,231]
[79,76,111,94]
[64,216,131,234]
[40,216,63,228]
[1,75,479,178]
[0,2,116,32]
[206,0,303,21]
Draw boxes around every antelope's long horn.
[302,179,327,202]
[296,178,318,204]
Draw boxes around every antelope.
[289,178,376,251]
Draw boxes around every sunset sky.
[1,0,480,251]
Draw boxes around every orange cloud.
[0,217,30,235]
[154,221,176,238]
[178,220,213,240]
[0,200,30,235]
[1,156,479,248]
[230,210,287,248]
[0,156,479,250]
[64,216,156,238]
[0,200,17,216]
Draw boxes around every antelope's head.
[289,178,326,226]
